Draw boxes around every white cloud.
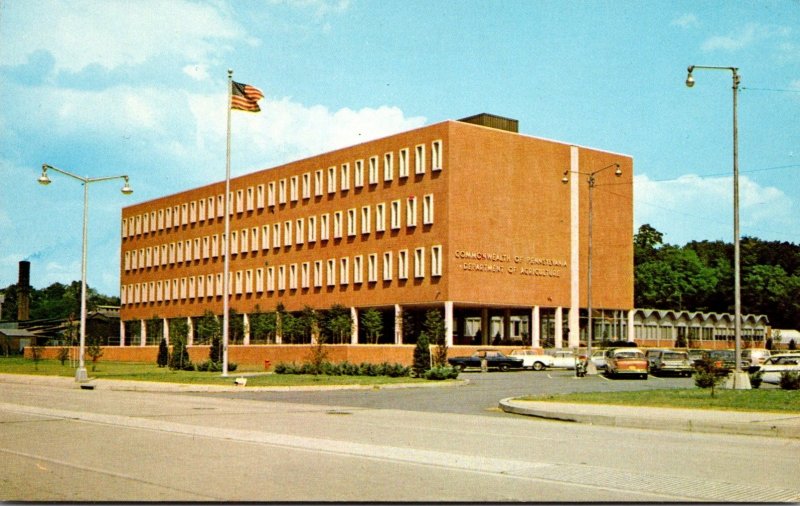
[634,173,796,244]
[183,64,211,81]
[701,22,788,52]
[0,0,246,73]
[671,14,698,28]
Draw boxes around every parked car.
[647,349,693,377]
[706,349,749,374]
[605,348,648,379]
[742,348,771,372]
[645,348,670,370]
[590,349,608,371]
[544,349,582,369]
[757,353,800,385]
[510,349,554,371]
[447,348,524,372]
[688,348,707,366]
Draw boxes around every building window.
[368,156,379,185]
[197,276,205,299]
[261,225,270,250]
[301,262,310,289]
[198,199,206,222]
[268,182,276,207]
[423,194,434,225]
[375,203,386,232]
[327,166,336,194]
[240,228,249,253]
[272,223,281,249]
[216,196,224,218]
[189,202,197,223]
[315,169,324,197]
[398,148,409,178]
[320,213,330,241]
[255,268,264,293]
[431,245,443,276]
[266,266,275,292]
[432,139,443,171]
[353,255,363,284]
[256,184,265,209]
[165,207,172,228]
[234,271,243,295]
[390,200,401,230]
[181,203,189,225]
[398,249,409,280]
[251,227,259,252]
[333,211,343,239]
[296,218,304,245]
[211,235,219,258]
[314,260,323,287]
[290,176,299,202]
[283,220,292,247]
[235,190,243,214]
[308,215,317,243]
[246,186,255,211]
[384,152,393,181]
[176,241,184,263]
[415,144,426,174]
[383,251,393,281]
[414,247,425,278]
[347,208,357,237]
[340,163,350,191]
[229,231,237,255]
[326,259,336,287]
[278,179,287,204]
[354,159,364,188]
[302,173,311,199]
[207,274,214,297]
[361,206,371,235]
[289,264,298,290]
[340,257,349,285]
[206,197,215,221]
[406,196,417,228]
[202,236,210,259]
[278,265,286,291]
[367,253,378,283]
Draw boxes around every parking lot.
[194,368,701,416]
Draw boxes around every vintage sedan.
[447,349,524,372]
[510,349,555,371]
[758,353,800,384]
[605,348,649,379]
[648,349,693,377]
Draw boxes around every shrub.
[749,370,763,389]
[57,347,70,366]
[412,333,431,376]
[779,371,800,390]
[424,366,459,381]
[693,356,723,396]
[156,338,169,368]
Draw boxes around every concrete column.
[568,307,580,348]
[481,308,489,346]
[140,319,146,347]
[444,301,454,347]
[275,312,282,344]
[119,320,126,347]
[627,309,636,342]
[351,307,359,344]
[531,306,540,348]
[394,305,403,345]
[243,313,251,345]
[503,308,511,342]
[555,307,563,348]
[163,318,170,345]
[186,316,193,346]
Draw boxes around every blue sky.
[1,0,799,296]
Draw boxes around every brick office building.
[119,114,634,350]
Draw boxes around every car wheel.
[642,374,648,380]
[532,362,545,371]
[456,364,465,372]
[499,364,509,372]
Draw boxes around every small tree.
[412,333,431,376]
[86,334,104,372]
[57,346,70,366]
[156,337,169,367]
[196,310,221,346]
[250,305,277,343]
[361,309,383,344]
[324,304,352,344]
[693,356,723,397]
[209,333,222,364]
[168,319,192,371]
[424,309,448,367]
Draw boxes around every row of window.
[123,195,435,271]
[122,245,443,305]
[122,140,443,239]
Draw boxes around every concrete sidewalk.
[500,397,800,439]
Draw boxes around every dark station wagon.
[447,348,524,372]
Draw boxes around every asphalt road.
[192,368,703,415]
[2,372,798,502]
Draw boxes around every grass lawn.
[0,357,431,387]
[518,389,800,413]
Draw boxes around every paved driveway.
[191,369,699,416]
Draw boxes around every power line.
[742,86,800,93]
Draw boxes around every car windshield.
[663,352,687,360]
[615,351,644,359]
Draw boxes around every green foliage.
[1,280,119,322]
[146,315,163,342]
[249,305,277,343]
[360,308,383,344]
[423,366,459,380]
[196,310,220,345]
[156,338,169,367]
[196,360,237,372]
[749,370,763,389]
[168,319,192,371]
[779,371,800,390]
[273,360,409,377]
[57,347,70,366]
[30,344,43,370]
[86,335,104,372]
[412,333,431,375]
[323,304,352,344]
[209,334,222,363]
[692,356,724,396]
[423,309,448,366]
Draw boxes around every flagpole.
[222,68,233,377]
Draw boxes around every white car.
[590,349,608,371]
[758,353,800,384]
[510,349,554,371]
[544,349,581,369]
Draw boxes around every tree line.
[0,280,119,322]
[635,224,800,329]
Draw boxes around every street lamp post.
[562,163,622,375]
[685,65,750,389]
[38,164,133,382]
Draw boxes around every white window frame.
[423,194,434,225]
[414,247,426,278]
[268,182,276,207]
[327,166,336,194]
[256,268,264,293]
[333,211,343,239]
[383,251,393,281]
[301,262,310,289]
[278,265,286,291]
[302,173,311,199]
[320,213,330,241]
[390,200,401,230]
[313,260,323,288]
[368,156,379,185]
[289,263,298,290]
[398,147,409,178]
[266,266,275,292]
[314,169,324,197]
[278,179,287,204]
[406,196,417,228]
[340,163,350,191]
[375,203,386,232]
[347,208,357,237]
[261,225,270,250]
[398,249,409,280]
[308,215,317,243]
[415,144,426,174]
[283,220,292,247]
[354,159,364,188]
[246,186,255,211]
[361,206,371,235]
[290,175,299,202]
[383,152,393,182]
[235,190,244,214]
[272,223,281,249]
[367,253,378,283]
[296,218,304,245]
[353,255,363,284]
[340,257,349,285]
[431,245,443,276]
[326,259,336,287]
[432,139,443,171]
[256,184,265,209]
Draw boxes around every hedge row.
[275,361,409,377]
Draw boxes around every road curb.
[499,398,800,440]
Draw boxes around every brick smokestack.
[17,260,30,321]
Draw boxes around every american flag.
[231,81,264,112]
